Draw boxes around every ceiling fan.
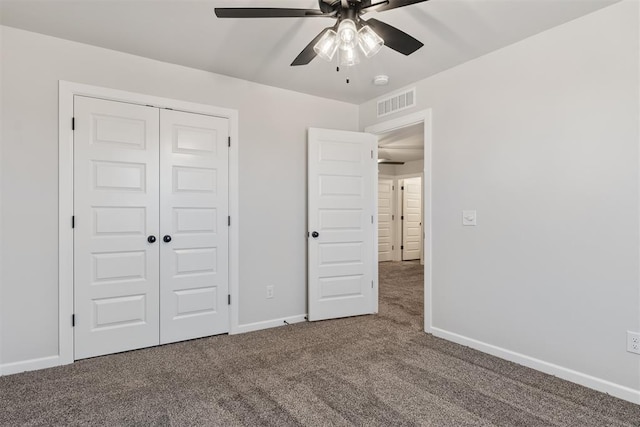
[214,0,429,67]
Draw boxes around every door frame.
[365,109,433,333]
[58,81,240,366]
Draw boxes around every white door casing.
[402,177,422,261]
[73,96,161,359]
[159,109,229,344]
[378,178,394,262]
[308,128,377,321]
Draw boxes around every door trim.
[58,81,240,366]
[365,109,433,333]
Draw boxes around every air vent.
[377,88,416,118]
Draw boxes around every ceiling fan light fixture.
[358,25,384,58]
[313,29,339,61]
[337,19,358,50]
[338,45,360,67]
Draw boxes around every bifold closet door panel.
[73,96,161,360]
[159,109,230,344]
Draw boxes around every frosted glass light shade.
[313,29,339,62]
[358,25,384,58]
[337,19,358,50]
[338,46,360,67]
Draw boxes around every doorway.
[366,110,433,333]
[376,122,424,263]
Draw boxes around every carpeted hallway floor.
[1,261,639,426]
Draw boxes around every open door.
[308,128,377,321]
[402,177,422,261]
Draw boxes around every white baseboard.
[431,327,640,405]
[233,314,307,335]
[0,355,61,376]
[2,316,309,375]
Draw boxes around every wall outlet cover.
[462,210,477,226]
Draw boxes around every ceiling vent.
[377,88,416,118]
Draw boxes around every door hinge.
[71,216,75,228]
[371,215,374,224]
[371,280,374,288]
[71,117,75,130]
[401,215,404,220]
[228,294,231,305]
[392,214,394,221]
[371,150,373,159]
[71,314,75,327]
[392,245,394,250]
[401,245,404,250]
[401,186,404,190]
[392,186,395,190]
[228,216,231,227]
[228,136,231,148]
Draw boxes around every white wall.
[396,160,424,177]
[0,26,358,366]
[378,164,396,176]
[362,1,640,400]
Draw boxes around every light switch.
[462,210,477,226]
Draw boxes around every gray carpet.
[1,261,639,426]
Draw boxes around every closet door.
[74,96,160,359]
[159,110,230,344]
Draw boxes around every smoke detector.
[373,75,389,86]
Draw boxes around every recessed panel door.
[74,96,160,359]
[308,128,377,321]
[402,177,422,261]
[378,178,394,262]
[159,109,229,344]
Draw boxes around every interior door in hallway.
[402,177,422,261]
[307,128,377,321]
[159,109,230,344]
[378,178,394,262]
[73,96,160,359]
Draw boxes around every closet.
[73,96,229,359]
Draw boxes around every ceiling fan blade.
[372,0,429,12]
[378,160,405,165]
[214,8,331,18]
[365,18,423,55]
[361,0,391,13]
[291,25,338,66]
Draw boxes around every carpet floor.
[1,261,639,426]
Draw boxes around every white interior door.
[402,177,422,261]
[308,128,377,321]
[159,110,229,344]
[378,178,394,262]
[74,96,160,359]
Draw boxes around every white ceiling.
[0,0,620,104]
[378,122,424,163]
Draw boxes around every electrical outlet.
[266,285,274,299]
[628,331,640,355]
